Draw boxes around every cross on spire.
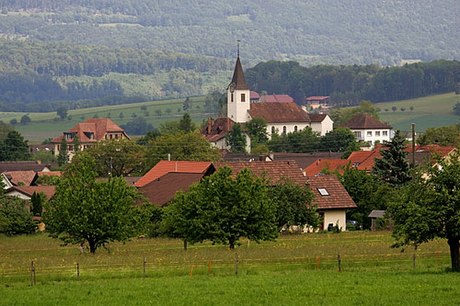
[237,40,240,57]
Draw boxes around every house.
[5,185,56,201]
[304,159,351,177]
[215,160,356,231]
[1,170,37,189]
[308,175,357,231]
[306,96,330,106]
[204,55,333,149]
[51,118,129,160]
[201,117,251,152]
[0,161,51,173]
[342,114,393,147]
[135,160,215,206]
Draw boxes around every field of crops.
[0,232,458,305]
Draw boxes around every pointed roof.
[249,102,310,123]
[343,114,392,129]
[308,175,357,210]
[229,57,249,90]
[134,160,215,187]
[52,118,128,143]
[202,117,235,142]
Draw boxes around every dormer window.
[318,188,329,196]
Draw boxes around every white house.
[343,113,393,148]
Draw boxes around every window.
[318,188,329,196]
[367,131,372,137]
[283,126,287,134]
[271,126,276,135]
[382,131,388,136]
[241,93,246,102]
[375,131,380,136]
[353,131,362,139]
[231,93,234,102]
[294,126,298,132]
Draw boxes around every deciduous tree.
[44,154,147,253]
[226,123,247,153]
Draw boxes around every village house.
[51,118,129,160]
[202,55,333,151]
[342,113,393,148]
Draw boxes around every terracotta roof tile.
[134,160,214,187]
[308,175,357,210]
[3,170,36,186]
[0,161,49,173]
[249,102,310,123]
[11,185,56,199]
[215,160,307,185]
[52,118,128,143]
[260,94,294,103]
[138,172,204,207]
[202,117,235,142]
[343,114,392,129]
[308,113,328,123]
[304,159,350,177]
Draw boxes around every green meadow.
[377,92,459,132]
[1,92,459,143]
[0,232,458,305]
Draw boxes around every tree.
[0,130,31,161]
[0,196,36,236]
[84,139,146,177]
[269,179,319,231]
[30,192,45,216]
[0,121,13,141]
[178,113,195,133]
[373,130,411,186]
[330,101,380,127]
[341,167,395,229]
[388,155,460,271]
[182,97,191,112]
[246,118,268,145]
[44,154,147,253]
[145,132,221,169]
[121,117,154,135]
[56,107,68,120]
[162,167,278,270]
[417,125,460,146]
[20,115,31,125]
[57,138,69,166]
[320,128,359,156]
[226,123,247,153]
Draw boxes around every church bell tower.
[227,43,250,123]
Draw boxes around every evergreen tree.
[57,138,69,166]
[372,130,411,186]
[178,113,195,133]
[0,130,30,161]
[226,123,247,153]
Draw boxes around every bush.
[0,197,36,235]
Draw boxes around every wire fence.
[0,250,451,286]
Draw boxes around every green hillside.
[377,93,459,132]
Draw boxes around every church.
[203,55,333,152]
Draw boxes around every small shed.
[368,210,386,231]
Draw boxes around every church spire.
[229,41,249,90]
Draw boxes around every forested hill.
[0,0,458,112]
[1,0,457,65]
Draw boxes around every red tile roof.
[134,160,214,187]
[52,118,128,143]
[347,149,381,171]
[343,114,392,129]
[138,172,204,207]
[215,160,307,185]
[249,102,310,123]
[11,185,56,199]
[37,171,62,178]
[250,91,260,100]
[260,94,295,103]
[304,159,350,177]
[3,170,36,186]
[0,161,50,173]
[202,117,235,142]
[308,113,328,123]
[308,175,357,210]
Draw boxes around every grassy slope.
[377,92,459,132]
[0,232,457,305]
[5,96,208,143]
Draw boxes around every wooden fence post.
[143,257,147,276]
[76,262,80,280]
[30,261,36,286]
[337,254,342,272]
[207,261,212,275]
[316,256,321,270]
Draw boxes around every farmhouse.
[51,118,129,160]
[203,55,333,150]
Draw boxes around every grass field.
[377,92,459,132]
[2,92,459,144]
[3,96,209,144]
[0,232,458,305]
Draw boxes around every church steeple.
[227,43,251,123]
